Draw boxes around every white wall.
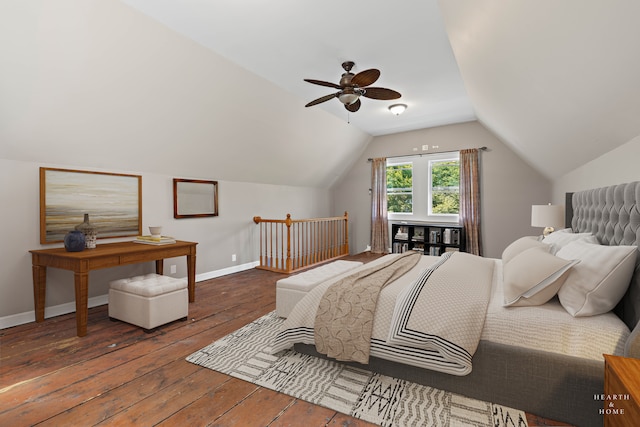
[0,0,371,189]
[0,158,330,325]
[0,0,356,326]
[553,134,640,202]
[332,121,552,258]
[9,0,623,327]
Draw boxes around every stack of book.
[394,226,409,241]
[133,235,177,245]
[392,242,410,253]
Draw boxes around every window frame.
[385,160,414,215]
[427,154,460,220]
[386,153,460,223]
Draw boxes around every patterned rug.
[187,312,528,427]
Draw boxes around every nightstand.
[603,354,640,426]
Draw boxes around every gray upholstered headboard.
[566,182,640,337]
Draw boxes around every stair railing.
[253,212,349,273]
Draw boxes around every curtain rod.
[367,146,487,162]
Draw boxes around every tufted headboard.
[566,181,640,336]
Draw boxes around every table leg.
[155,259,164,275]
[187,253,196,302]
[32,265,47,323]
[74,272,89,337]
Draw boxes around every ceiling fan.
[304,61,401,112]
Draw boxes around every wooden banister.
[253,212,349,273]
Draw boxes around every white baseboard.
[0,294,110,330]
[196,260,259,282]
[0,261,259,330]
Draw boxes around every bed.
[272,181,640,427]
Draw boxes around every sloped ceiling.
[0,0,372,189]
[4,1,640,188]
[120,0,475,137]
[439,0,640,179]
[121,0,640,181]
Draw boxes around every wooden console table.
[30,240,197,337]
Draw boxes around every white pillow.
[542,231,599,254]
[501,236,549,264]
[503,247,578,307]
[556,241,637,316]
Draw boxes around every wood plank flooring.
[1,252,572,426]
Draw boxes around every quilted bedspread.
[272,251,495,376]
[387,252,495,374]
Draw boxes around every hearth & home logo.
[594,393,630,415]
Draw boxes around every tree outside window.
[386,163,412,213]
[430,160,460,214]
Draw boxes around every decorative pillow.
[556,241,637,317]
[501,236,549,264]
[503,247,578,307]
[553,228,573,233]
[542,231,599,254]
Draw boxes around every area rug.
[186,312,528,427]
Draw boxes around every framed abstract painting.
[39,167,142,244]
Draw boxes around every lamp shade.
[338,92,359,105]
[531,204,565,229]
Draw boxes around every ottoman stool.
[276,260,363,318]
[109,273,188,332]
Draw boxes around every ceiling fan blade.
[345,98,361,112]
[351,69,380,87]
[362,87,401,100]
[304,79,342,89]
[305,93,338,107]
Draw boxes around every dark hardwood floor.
[1,252,572,426]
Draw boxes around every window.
[386,163,413,213]
[386,153,460,222]
[429,159,460,215]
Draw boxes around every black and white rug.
[186,312,528,427]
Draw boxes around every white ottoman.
[109,273,188,332]
[276,260,363,318]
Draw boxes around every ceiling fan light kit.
[389,103,407,115]
[337,88,361,105]
[305,61,401,113]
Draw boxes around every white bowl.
[149,226,162,237]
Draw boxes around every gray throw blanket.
[314,251,421,364]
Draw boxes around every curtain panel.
[370,158,389,254]
[459,149,482,256]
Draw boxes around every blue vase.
[64,230,86,252]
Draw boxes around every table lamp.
[531,204,565,236]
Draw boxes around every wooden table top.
[30,240,197,258]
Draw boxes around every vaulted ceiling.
[4,1,640,189]
[121,0,640,181]
[121,0,475,138]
